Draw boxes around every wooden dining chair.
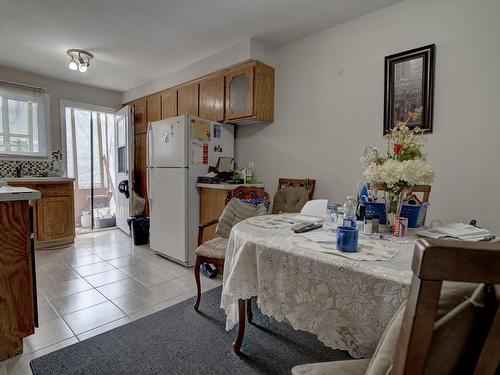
[193,186,270,311]
[292,238,500,375]
[272,178,316,214]
[278,178,316,200]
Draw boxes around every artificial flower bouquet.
[361,110,434,226]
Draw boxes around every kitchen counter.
[0,186,41,202]
[196,182,264,190]
[1,176,75,183]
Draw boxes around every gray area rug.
[31,286,351,374]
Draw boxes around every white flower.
[400,159,434,185]
[363,159,434,188]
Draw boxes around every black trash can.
[128,216,150,245]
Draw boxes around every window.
[0,82,48,157]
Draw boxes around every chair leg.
[233,298,246,353]
[247,298,253,324]
[193,257,202,311]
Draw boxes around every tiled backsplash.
[0,159,54,177]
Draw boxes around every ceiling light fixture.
[67,49,94,73]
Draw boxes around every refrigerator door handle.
[147,122,153,206]
[147,167,152,208]
[147,122,153,168]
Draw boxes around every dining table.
[221,214,417,358]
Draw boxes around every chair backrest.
[368,184,431,224]
[393,239,500,374]
[278,178,316,200]
[368,184,431,203]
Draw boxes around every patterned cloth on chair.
[215,198,267,238]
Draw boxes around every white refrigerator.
[147,115,234,266]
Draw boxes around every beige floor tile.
[3,337,78,375]
[62,301,126,335]
[61,247,95,259]
[63,254,105,267]
[94,248,132,261]
[96,278,154,300]
[106,255,144,268]
[73,261,116,276]
[153,273,220,300]
[36,294,59,323]
[124,269,175,286]
[38,267,82,284]
[52,289,108,316]
[76,316,133,341]
[22,317,74,355]
[84,269,129,287]
[88,243,130,255]
[111,290,166,315]
[41,277,93,301]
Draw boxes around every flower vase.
[385,191,405,232]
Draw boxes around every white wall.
[122,41,253,103]
[236,0,500,233]
[0,65,122,157]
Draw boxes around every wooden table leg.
[232,299,246,353]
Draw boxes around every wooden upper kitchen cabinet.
[132,98,147,135]
[161,89,178,119]
[146,94,161,124]
[177,82,199,116]
[225,60,274,124]
[8,180,75,249]
[199,74,225,122]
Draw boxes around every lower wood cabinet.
[36,196,73,241]
[8,180,75,249]
[0,200,37,360]
[199,187,228,244]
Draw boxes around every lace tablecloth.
[221,214,415,358]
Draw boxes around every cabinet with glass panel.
[225,61,274,124]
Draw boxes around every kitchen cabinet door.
[0,201,35,360]
[177,83,199,116]
[133,98,147,135]
[36,196,74,241]
[199,75,225,121]
[225,63,254,120]
[146,94,161,124]
[161,89,177,119]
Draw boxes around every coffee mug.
[336,226,359,252]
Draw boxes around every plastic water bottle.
[342,196,357,228]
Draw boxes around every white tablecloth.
[221,214,415,358]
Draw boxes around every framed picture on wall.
[384,44,435,134]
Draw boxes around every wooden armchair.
[292,238,500,375]
[194,186,270,311]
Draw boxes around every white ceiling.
[0,0,402,92]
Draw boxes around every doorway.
[63,103,117,233]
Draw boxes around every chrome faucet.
[15,163,23,178]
